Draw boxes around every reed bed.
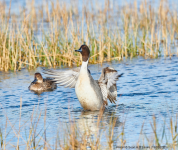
[0,0,178,71]
[0,100,178,149]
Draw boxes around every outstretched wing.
[98,67,123,105]
[43,67,91,88]
[43,67,80,88]
[107,84,117,104]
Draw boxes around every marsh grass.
[0,100,178,149]
[0,0,178,71]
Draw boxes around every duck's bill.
[32,78,37,83]
[75,49,82,52]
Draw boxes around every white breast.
[75,61,103,110]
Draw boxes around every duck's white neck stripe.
[81,60,88,70]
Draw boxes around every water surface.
[0,56,178,148]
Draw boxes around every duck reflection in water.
[65,108,123,149]
[76,108,122,136]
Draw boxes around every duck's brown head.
[75,45,90,62]
[34,73,43,83]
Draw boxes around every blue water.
[5,0,178,14]
[0,56,178,149]
[1,0,178,149]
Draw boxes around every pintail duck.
[44,45,123,111]
[29,72,57,92]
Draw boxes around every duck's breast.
[75,73,103,110]
[29,83,43,91]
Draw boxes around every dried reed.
[0,101,177,149]
[0,0,177,71]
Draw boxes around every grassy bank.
[0,0,178,71]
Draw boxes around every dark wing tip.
[118,73,124,78]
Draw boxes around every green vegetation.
[0,0,177,71]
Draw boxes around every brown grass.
[0,0,178,71]
[0,100,178,149]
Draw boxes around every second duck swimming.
[29,73,57,92]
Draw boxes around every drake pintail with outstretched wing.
[43,45,123,111]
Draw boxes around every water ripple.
[0,57,178,147]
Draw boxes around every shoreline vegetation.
[0,100,178,149]
[0,0,178,71]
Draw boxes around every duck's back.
[43,79,57,90]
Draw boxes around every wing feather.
[43,68,80,88]
[98,67,123,104]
